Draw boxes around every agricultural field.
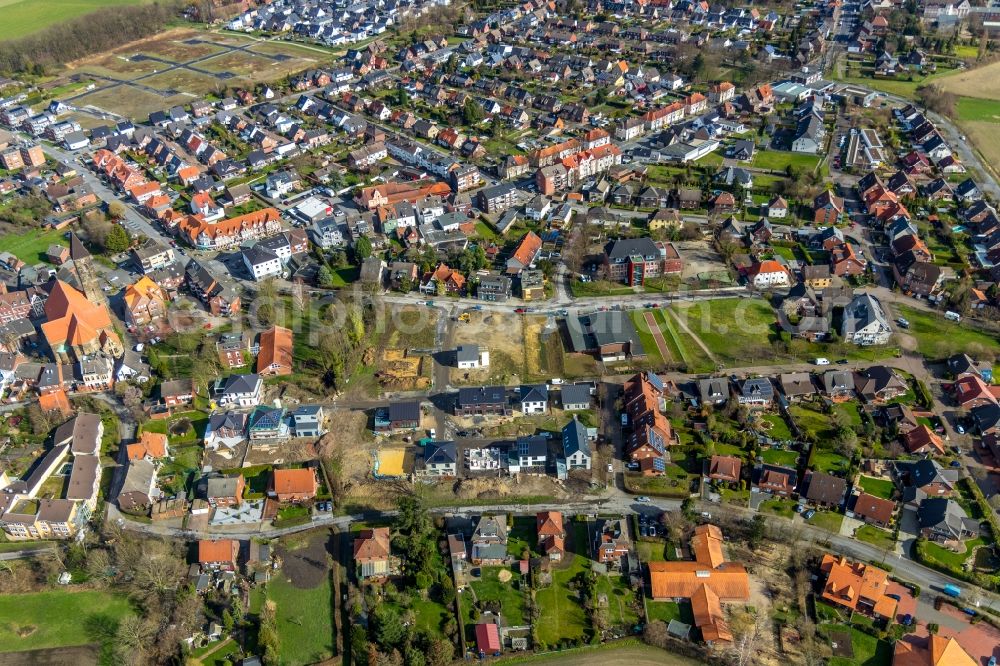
[0,0,149,41]
[936,60,1000,101]
[64,28,321,120]
[0,590,134,652]
[955,96,1000,122]
[497,643,699,666]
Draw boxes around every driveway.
[749,489,772,511]
[839,514,864,538]
[897,506,920,557]
[886,581,918,622]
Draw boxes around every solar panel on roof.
[653,458,666,471]
[647,372,664,391]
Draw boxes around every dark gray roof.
[519,384,548,404]
[562,418,590,458]
[457,386,507,406]
[565,311,645,355]
[513,435,548,458]
[217,373,261,396]
[388,400,420,422]
[242,246,279,266]
[560,383,592,407]
[424,441,457,465]
[605,237,660,261]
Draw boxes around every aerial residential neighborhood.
[1,0,1000,664]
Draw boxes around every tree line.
[0,2,181,74]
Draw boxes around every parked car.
[636,496,650,503]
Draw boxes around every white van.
[814,357,830,366]
[945,311,962,322]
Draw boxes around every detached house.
[755,464,797,497]
[471,515,508,565]
[269,468,318,503]
[536,511,565,561]
[354,527,391,580]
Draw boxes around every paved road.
[104,492,1000,607]
[0,546,57,561]
[41,141,167,242]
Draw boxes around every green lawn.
[759,498,798,519]
[508,516,539,560]
[407,596,452,638]
[759,414,792,440]
[854,525,895,551]
[672,298,777,367]
[628,310,666,367]
[636,540,668,563]
[4,226,68,264]
[821,623,893,666]
[327,266,360,287]
[752,150,822,173]
[265,573,335,665]
[671,298,900,368]
[646,600,693,625]
[535,523,591,646]
[595,573,640,629]
[808,510,845,534]
[922,537,985,569]
[810,450,851,475]
[0,590,135,652]
[470,566,528,627]
[895,306,1000,359]
[0,0,151,41]
[761,448,799,467]
[858,476,895,501]
[569,280,634,297]
[655,309,714,374]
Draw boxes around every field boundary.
[642,312,673,363]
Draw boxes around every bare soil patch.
[277,531,333,589]
[675,240,729,282]
[0,645,100,666]
[451,311,528,385]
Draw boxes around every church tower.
[69,232,105,305]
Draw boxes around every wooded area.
[0,2,180,74]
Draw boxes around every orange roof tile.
[41,280,115,349]
[126,431,168,460]
[819,554,896,618]
[123,276,166,310]
[649,525,749,643]
[272,468,317,496]
[38,390,72,416]
[198,539,237,563]
[257,325,293,376]
[511,231,542,267]
[536,511,564,538]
